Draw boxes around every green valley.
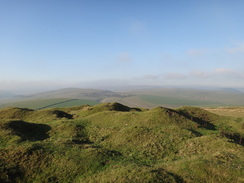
[1,88,244,109]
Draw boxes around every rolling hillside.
[0,98,100,110]
[0,103,243,182]
[1,87,244,109]
[27,88,123,100]
[102,88,244,108]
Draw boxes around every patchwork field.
[0,98,100,110]
[140,95,221,107]
[1,88,244,109]
[0,103,243,182]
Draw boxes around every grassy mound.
[177,106,220,129]
[76,102,141,117]
[0,107,33,120]
[26,109,73,122]
[48,120,90,144]
[0,143,121,183]
[0,107,73,122]
[79,165,183,183]
[0,103,243,182]
[166,135,244,182]
[0,120,51,143]
[140,107,198,129]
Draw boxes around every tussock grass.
[78,164,183,183]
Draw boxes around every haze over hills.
[1,86,244,110]
[0,91,15,99]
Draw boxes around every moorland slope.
[0,103,243,182]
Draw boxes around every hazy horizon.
[1,1,244,91]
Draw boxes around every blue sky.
[1,0,244,90]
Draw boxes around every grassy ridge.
[0,103,243,182]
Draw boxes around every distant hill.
[0,98,100,110]
[1,87,244,109]
[237,88,244,93]
[0,88,124,108]
[220,88,243,93]
[102,88,244,108]
[0,90,15,98]
[27,88,123,100]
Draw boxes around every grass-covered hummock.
[0,103,243,182]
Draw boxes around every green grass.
[205,107,244,118]
[140,95,223,107]
[0,98,100,110]
[43,99,100,109]
[0,103,243,182]
[205,107,244,136]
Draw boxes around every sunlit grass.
[0,103,243,182]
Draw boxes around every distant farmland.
[140,95,223,107]
[1,87,244,109]
[0,98,100,110]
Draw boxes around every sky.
[0,0,244,91]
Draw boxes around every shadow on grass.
[0,163,23,183]
[219,130,244,146]
[187,129,202,137]
[179,113,216,130]
[150,168,186,183]
[8,120,51,141]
